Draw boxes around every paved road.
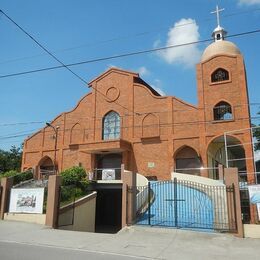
[0,221,260,260]
[0,241,148,260]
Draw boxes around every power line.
[1,9,260,118]
[1,7,260,66]
[0,9,141,116]
[0,121,46,127]
[0,102,259,127]
[0,9,87,85]
[0,28,259,81]
[1,115,259,141]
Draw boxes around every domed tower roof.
[201,40,241,62]
[201,5,241,62]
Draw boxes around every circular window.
[105,87,120,102]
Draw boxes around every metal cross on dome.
[211,5,224,27]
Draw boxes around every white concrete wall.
[136,174,149,213]
[4,213,46,225]
[58,192,96,232]
[136,173,148,187]
[171,172,225,186]
[244,224,260,238]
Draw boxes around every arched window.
[213,101,233,121]
[211,68,229,83]
[174,146,201,175]
[102,111,120,140]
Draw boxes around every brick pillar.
[121,164,136,227]
[45,175,61,228]
[0,177,14,220]
[224,168,244,238]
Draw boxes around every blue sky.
[1,0,260,150]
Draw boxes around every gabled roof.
[88,67,161,96]
[88,67,139,85]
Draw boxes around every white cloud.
[137,66,150,77]
[153,86,166,96]
[107,64,121,69]
[238,0,260,5]
[151,79,166,96]
[156,18,201,68]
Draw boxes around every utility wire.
[1,115,260,140]
[0,9,87,84]
[1,28,260,80]
[1,7,260,66]
[0,9,140,116]
[0,121,46,127]
[0,102,259,127]
[1,9,260,118]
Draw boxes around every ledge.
[211,119,234,124]
[209,79,231,86]
[140,136,161,144]
[59,191,97,214]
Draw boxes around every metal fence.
[239,173,260,224]
[130,179,237,232]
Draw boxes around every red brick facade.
[22,39,254,181]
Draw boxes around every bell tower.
[196,5,254,180]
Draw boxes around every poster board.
[9,188,45,214]
[248,184,260,221]
[102,169,116,180]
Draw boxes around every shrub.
[13,171,33,185]
[60,166,87,186]
[1,170,18,178]
[60,186,74,202]
[59,167,90,204]
[0,170,33,185]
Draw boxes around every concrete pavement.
[0,220,260,260]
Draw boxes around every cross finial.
[211,5,224,27]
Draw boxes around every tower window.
[213,102,233,121]
[102,111,120,140]
[211,68,229,83]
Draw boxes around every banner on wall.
[248,185,260,221]
[9,188,44,214]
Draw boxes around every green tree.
[0,145,22,174]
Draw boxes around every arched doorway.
[207,135,246,180]
[207,135,250,222]
[174,146,201,175]
[38,156,55,177]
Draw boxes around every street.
[0,241,148,260]
[0,221,260,260]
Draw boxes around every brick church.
[22,22,254,182]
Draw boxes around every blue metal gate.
[131,178,236,232]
